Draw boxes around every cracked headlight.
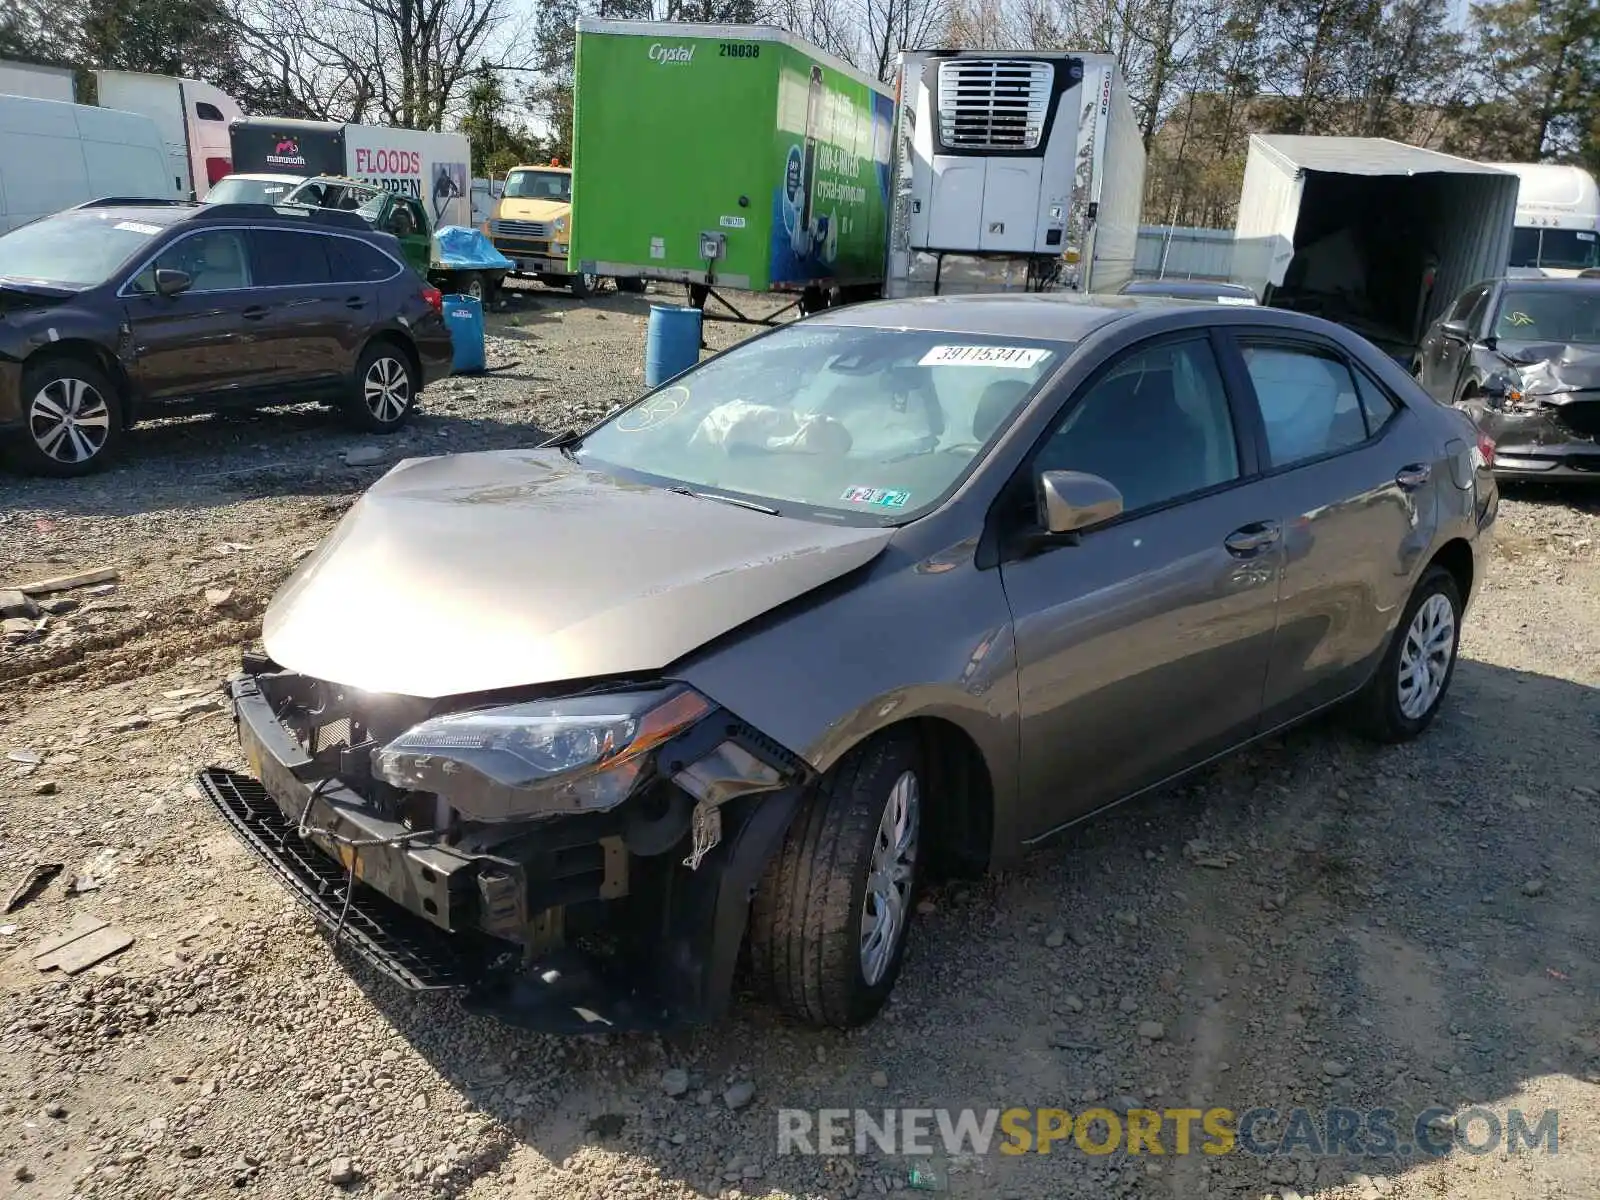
[373,686,712,821]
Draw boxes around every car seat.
[189,234,250,291]
[972,379,1032,442]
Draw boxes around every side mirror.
[153,268,192,297]
[1038,470,1124,536]
[1439,319,1470,343]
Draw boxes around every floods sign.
[353,146,425,200]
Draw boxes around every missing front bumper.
[197,767,679,1031]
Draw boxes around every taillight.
[421,284,442,315]
[1476,431,1496,469]
[206,156,231,185]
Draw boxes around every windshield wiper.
[668,486,779,516]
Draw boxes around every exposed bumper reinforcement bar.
[197,767,679,1032]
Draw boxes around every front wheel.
[6,358,123,477]
[747,731,924,1028]
[342,342,418,433]
[1348,565,1463,742]
[569,272,599,299]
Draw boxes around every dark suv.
[0,199,453,476]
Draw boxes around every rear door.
[121,227,262,402]
[245,228,366,387]
[1221,331,1434,727]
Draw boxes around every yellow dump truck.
[482,162,644,299]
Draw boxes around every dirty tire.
[455,271,486,301]
[616,276,647,294]
[7,357,123,478]
[570,272,599,299]
[748,730,924,1028]
[342,341,418,434]
[1348,564,1463,743]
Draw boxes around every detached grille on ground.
[936,59,1054,151]
[196,768,486,991]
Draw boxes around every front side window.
[128,229,252,293]
[1240,343,1369,468]
[1034,338,1240,514]
[0,212,164,290]
[1448,284,1489,327]
[573,325,1068,522]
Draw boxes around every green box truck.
[570,18,895,314]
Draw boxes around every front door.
[999,333,1282,838]
[121,227,262,402]
[378,195,431,275]
[1227,334,1437,726]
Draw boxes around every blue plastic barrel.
[645,304,702,387]
[443,294,486,374]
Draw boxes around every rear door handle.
[345,297,366,310]
[1224,521,1281,557]
[1396,463,1431,490]
[241,305,269,321]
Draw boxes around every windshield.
[503,170,571,202]
[0,211,166,290]
[206,177,297,206]
[1508,226,1600,271]
[574,325,1067,522]
[1495,289,1600,345]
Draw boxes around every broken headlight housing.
[373,685,712,822]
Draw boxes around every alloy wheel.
[1397,592,1456,719]
[859,769,920,986]
[363,356,411,423]
[29,376,112,466]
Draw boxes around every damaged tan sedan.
[200,294,1497,1032]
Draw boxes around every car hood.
[497,197,569,222]
[1500,342,1600,395]
[262,450,894,698]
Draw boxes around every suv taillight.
[421,284,442,315]
[1476,431,1496,469]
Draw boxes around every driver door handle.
[240,305,269,321]
[1396,463,1431,490]
[1224,521,1281,557]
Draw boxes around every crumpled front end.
[1464,383,1600,479]
[197,654,809,1032]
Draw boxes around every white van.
[0,95,177,234]
[93,72,244,200]
[1487,162,1600,278]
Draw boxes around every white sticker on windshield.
[1578,231,1596,242]
[919,344,1052,369]
[113,221,162,235]
[1217,296,1258,305]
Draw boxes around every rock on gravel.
[723,1081,756,1110]
[327,1155,359,1185]
[661,1068,689,1097]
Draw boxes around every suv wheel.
[1349,565,1463,742]
[748,730,924,1028]
[7,359,122,477]
[344,342,418,433]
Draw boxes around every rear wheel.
[616,276,647,294]
[748,730,924,1028]
[342,341,418,433]
[455,271,486,302]
[570,272,600,299]
[6,358,122,477]
[1348,565,1463,742]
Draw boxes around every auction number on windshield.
[616,386,689,432]
[720,42,761,57]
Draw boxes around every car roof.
[223,173,306,183]
[64,203,197,227]
[1497,277,1600,292]
[803,291,1267,340]
[1121,279,1256,296]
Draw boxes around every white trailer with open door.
[1232,135,1520,366]
[886,49,1145,298]
[93,71,243,200]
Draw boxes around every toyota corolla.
[199,294,1497,1033]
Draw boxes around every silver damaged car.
[199,294,1499,1032]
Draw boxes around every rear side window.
[195,102,225,121]
[248,229,332,286]
[326,236,400,282]
[1354,370,1400,434]
[1239,343,1369,468]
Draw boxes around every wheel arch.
[24,340,136,427]
[1428,536,1475,606]
[359,330,421,382]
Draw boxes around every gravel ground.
[1,283,1598,1200]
